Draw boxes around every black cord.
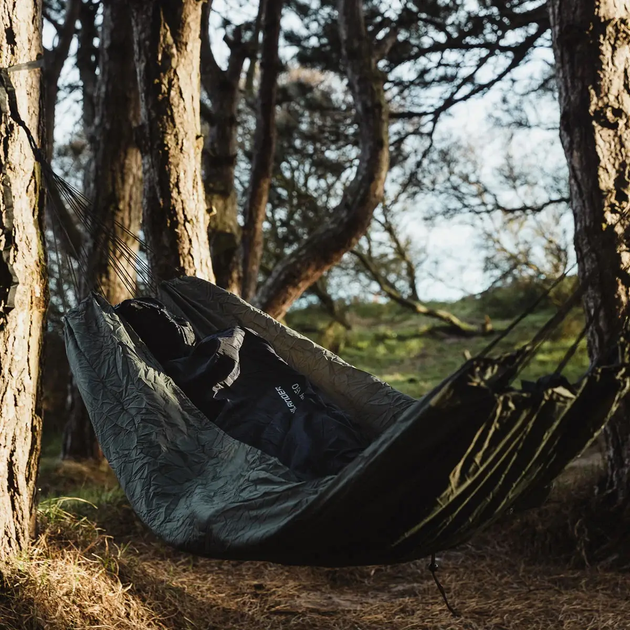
[0,67,44,162]
[477,263,577,359]
[428,553,460,617]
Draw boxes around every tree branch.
[240,0,284,301]
[244,0,267,98]
[200,0,225,94]
[42,0,82,259]
[43,0,81,155]
[256,0,390,318]
[377,206,420,302]
[351,250,488,335]
[310,276,352,329]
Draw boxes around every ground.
[2,456,628,629]
[3,289,629,630]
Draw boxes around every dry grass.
[0,501,160,629]
[2,456,630,630]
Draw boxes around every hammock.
[4,62,629,567]
[65,276,630,566]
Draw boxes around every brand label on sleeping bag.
[275,386,297,413]
[292,383,306,400]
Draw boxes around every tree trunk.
[58,0,101,462]
[255,0,389,319]
[240,0,283,302]
[41,0,81,458]
[200,0,248,293]
[550,0,630,503]
[40,0,83,255]
[76,0,99,143]
[0,0,47,559]
[42,0,81,160]
[84,0,142,304]
[62,0,142,461]
[130,0,214,284]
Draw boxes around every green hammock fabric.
[64,276,630,566]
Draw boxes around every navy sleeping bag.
[115,298,368,480]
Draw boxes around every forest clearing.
[3,0,630,628]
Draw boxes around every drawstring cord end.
[427,553,461,618]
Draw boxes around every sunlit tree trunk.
[550,0,630,503]
[0,0,47,558]
[130,0,215,283]
[84,0,142,305]
[62,0,142,461]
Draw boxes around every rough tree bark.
[200,0,250,293]
[240,0,283,302]
[0,0,47,558]
[130,0,214,283]
[84,0,142,305]
[62,0,142,461]
[255,0,389,319]
[550,0,630,503]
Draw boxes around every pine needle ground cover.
[3,296,628,630]
[1,460,628,630]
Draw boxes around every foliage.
[285,282,589,399]
[43,0,568,309]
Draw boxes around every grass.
[3,291,628,630]
[286,297,589,399]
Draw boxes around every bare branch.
[377,206,420,302]
[351,249,487,335]
[427,26,548,125]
